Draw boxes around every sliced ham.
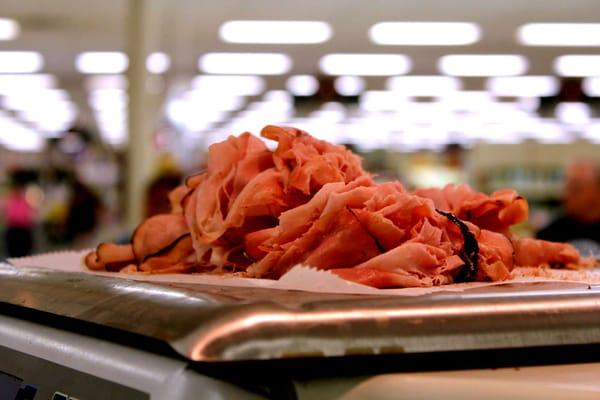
[262,125,368,195]
[415,184,529,233]
[513,237,594,268]
[84,125,596,288]
[139,235,194,273]
[131,213,189,261]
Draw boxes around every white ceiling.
[1,0,600,137]
[2,0,600,77]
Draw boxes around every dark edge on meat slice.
[179,186,195,211]
[130,215,191,261]
[185,171,206,188]
[436,209,479,282]
[140,233,192,262]
[347,207,386,253]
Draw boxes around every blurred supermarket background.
[0,0,599,258]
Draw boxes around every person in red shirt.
[2,172,35,257]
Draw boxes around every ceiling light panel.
[0,18,19,40]
[199,53,292,75]
[439,54,528,76]
[583,77,600,97]
[0,51,44,73]
[75,52,129,74]
[320,54,411,76]
[0,74,56,94]
[286,75,319,96]
[146,52,170,74]
[220,20,332,44]
[518,23,600,46]
[191,75,265,96]
[386,76,461,96]
[486,76,559,97]
[334,76,366,96]
[554,55,600,77]
[370,22,480,45]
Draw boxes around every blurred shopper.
[537,160,600,256]
[65,176,103,248]
[2,171,36,257]
[144,154,183,218]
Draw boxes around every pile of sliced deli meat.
[85,126,595,288]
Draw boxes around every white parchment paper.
[7,250,600,296]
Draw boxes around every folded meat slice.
[187,127,372,271]
[247,180,379,277]
[191,133,274,245]
[476,228,514,281]
[139,234,195,273]
[131,213,189,261]
[513,237,595,269]
[84,243,136,272]
[415,184,529,233]
[333,220,462,288]
[248,179,487,287]
[246,176,521,288]
[262,125,368,195]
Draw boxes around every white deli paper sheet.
[6,250,600,296]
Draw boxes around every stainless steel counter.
[0,263,599,362]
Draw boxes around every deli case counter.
[0,262,599,399]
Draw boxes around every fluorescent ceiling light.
[75,52,128,74]
[370,22,480,45]
[4,89,71,111]
[334,76,365,96]
[166,99,189,125]
[583,77,600,97]
[183,110,228,131]
[359,91,409,111]
[191,75,265,96]
[85,75,127,91]
[219,20,331,44]
[584,122,600,143]
[517,97,541,112]
[486,76,559,97]
[555,102,591,125]
[517,23,600,46]
[146,52,170,74]
[186,91,245,111]
[0,74,57,93]
[386,76,461,96]
[18,103,77,124]
[554,55,600,77]
[0,51,44,73]
[0,18,19,40]
[263,90,293,104]
[199,53,291,75]
[320,54,411,76]
[248,100,292,113]
[89,90,128,111]
[0,117,44,152]
[21,105,77,131]
[439,54,527,76]
[440,91,494,110]
[286,75,319,96]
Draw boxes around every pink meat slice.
[513,237,595,268]
[262,125,368,195]
[131,213,189,261]
[192,133,274,245]
[415,184,529,233]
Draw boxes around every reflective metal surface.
[0,263,599,362]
